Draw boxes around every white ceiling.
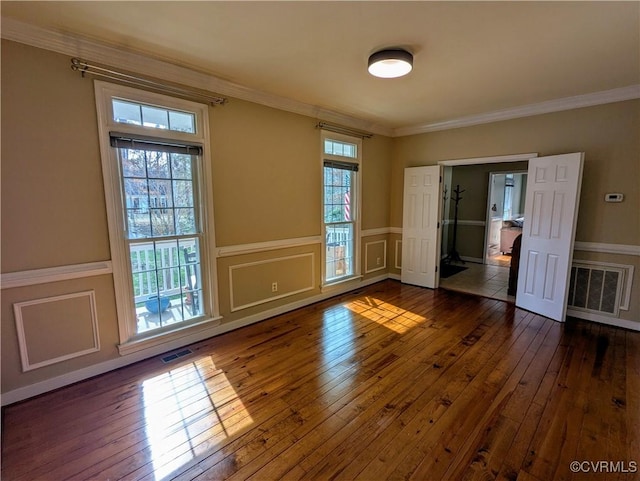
[2,1,639,133]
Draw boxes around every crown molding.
[393,85,640,137]
[3,18,638,139]
[1,18,394,137]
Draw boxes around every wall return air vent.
[567,263,624,317]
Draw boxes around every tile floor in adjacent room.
[439,261,515,302]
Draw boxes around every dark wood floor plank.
[2,280,637,481]
[407,316,554,481]
[519,322,602,481]
[290,303,507,480]
[373,311,546,481]
[320,303,529,481]
[167,287,462,480]
[172,289,488,480]
[221,295,499,480]
[625,328,640,481]
[445,317,565,481]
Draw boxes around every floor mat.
[440,264,468,279]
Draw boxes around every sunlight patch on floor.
[345,296,426,334]
[322,308,356,365]
[142,356,253,480]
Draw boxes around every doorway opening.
[484,171,527,267]
[438,154,535,302]
[403,151,584,322]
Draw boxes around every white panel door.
[401,165,442,288]
[516,153,584,321]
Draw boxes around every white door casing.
[401,165,442,289]
[516,152,584,322]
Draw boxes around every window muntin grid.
[324,139,357,158]
[116,143,204,333]
[119,149,198,239]
[113,98,196,133]
[323,164,356,282]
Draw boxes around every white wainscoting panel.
[13,290,100,372]
[395,240,402,270]
[365,240,387,274]
[229,253,315,312]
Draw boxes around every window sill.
[321,275,363,293]
[117,315,223,356]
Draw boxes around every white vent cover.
[568,263,624,316]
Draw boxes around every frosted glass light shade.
[368,49,413,78]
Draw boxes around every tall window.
[113,138,203,334]
[95,82,218,351]
[322,133,361,284]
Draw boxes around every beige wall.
[392,101,640,246]
[447,162,528,222]
[1,276,119,392]
[0,40,394,396]
[361,135,392,230]
[1,41,110,272]
[392,100,640,321]
[2,39,638,399]
[209,98,321,246]
[210,98,392,245]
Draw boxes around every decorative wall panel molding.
[395,240,402,270]
[229,253,315,311]
[365,240,387,274]
[13,290,100,371]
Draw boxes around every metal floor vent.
[161,348,193,363]
[568,263,623,316]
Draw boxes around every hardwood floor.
[2,280,639,481]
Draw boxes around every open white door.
[516,152,584,321]
[401,165,442,288]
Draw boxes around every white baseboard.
[1,273,390,406]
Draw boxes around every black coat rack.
[444,184,465,264]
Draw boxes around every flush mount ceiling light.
[368,49,413,78]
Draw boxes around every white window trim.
[94,81,221,354]
[321,130,362,287]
